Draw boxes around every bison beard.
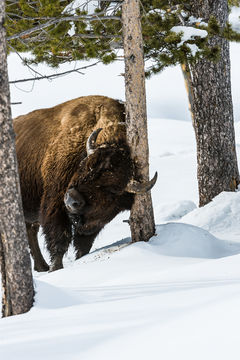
[14,95,156,272]
[42,144,134,271]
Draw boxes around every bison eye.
[64,188,85,214]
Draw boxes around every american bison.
[14,95,157,271]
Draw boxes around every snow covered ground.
[2,116,240,359]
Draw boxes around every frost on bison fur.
[14,95,156,272]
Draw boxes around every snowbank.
[181,191,240,241]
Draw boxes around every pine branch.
[7,14,121,41]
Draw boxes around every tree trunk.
[189,0,239,207]
[122,0,156,242]
[0,0,34,317]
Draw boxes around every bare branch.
[8,44,45,79]
[9,61,101,84]
[21,33,121,43]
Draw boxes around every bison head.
[64,129,157,236]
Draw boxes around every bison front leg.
[26,222,49,272]
[41,207,72,272]
[44,224,72,272]
[73,232,97,260]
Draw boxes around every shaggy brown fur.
[14,95,134,271]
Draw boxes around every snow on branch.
[171,26,208,44]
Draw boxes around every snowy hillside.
[1,118,240,360]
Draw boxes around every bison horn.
[86,128,103,156]
[125,171,158,194]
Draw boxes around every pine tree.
[5,1,240,69]
[5,0,223,68]
[189,0,239,206]
[6,0,121,66]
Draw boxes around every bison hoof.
[49,262,64,272]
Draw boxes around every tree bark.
[189,0,239,207]
[0,0,34,317]
[122,0,156,242]
[181,62,194,121]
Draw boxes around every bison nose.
[64,188,85,214]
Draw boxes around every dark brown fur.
[14,96,134,271]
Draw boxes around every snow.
[171,25,208,42]
[170,25,208,56]
[2,115,240,359]
[181,191,240,240]
[171,25,208,50]
[229,6,240,32]
[188,16,208,27]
